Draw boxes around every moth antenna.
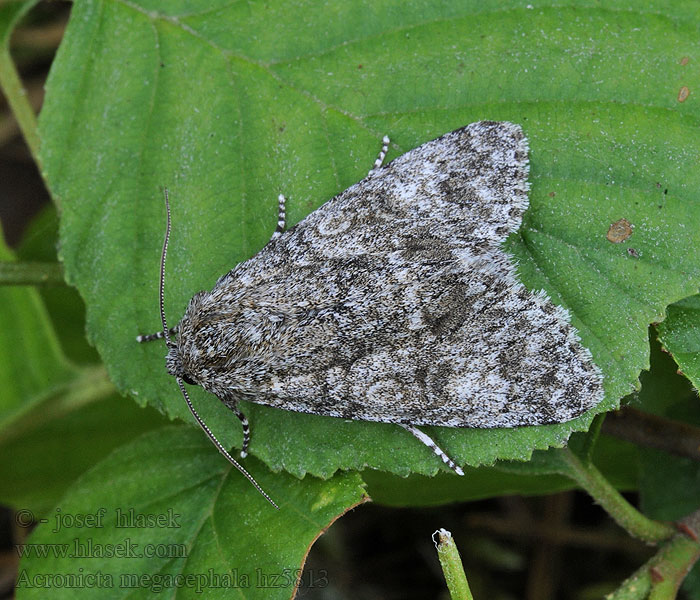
[176,379,279,510]
[160,189,173,346]
[159,190,278,510]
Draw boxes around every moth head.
[153,189,278,509]
[164,290,212,387]
[165,342,196,385]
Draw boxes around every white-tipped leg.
[399,424,464,476]
[368,135,390,175]
[136,326,178,343]
[269,194,287,242]
[231,407,251,458]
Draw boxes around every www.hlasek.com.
[16,538,186,560]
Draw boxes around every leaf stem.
[607,508,700,600]
[559,449,675,544]
[433,528,473,600]
[0,1,41,163]
[0,261,64,285]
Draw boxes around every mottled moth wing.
[175,121,604,429]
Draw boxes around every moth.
[138,122,604,508]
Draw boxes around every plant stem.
[0,3,41,163]
[433,528,473,600]
[0,261,64,285]
[607,508,700,600]
[560,449,675,544]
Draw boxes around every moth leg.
[136,326,178,343]
[230,406,251,458]
[398,424,464,476]
[368,135,390,175]
[269,193,287,242]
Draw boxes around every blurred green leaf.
[39,2,700,482]
[637,331,700,521]
[657,295,700,392]
[0,388,168,515]
[0,210,169,514]
[623,330,700,596]
[17,427,367,600]
[0,1,37,44]
[0,235,75,426]
[364,433,639,506]
[16,204,100,364]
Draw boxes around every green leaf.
[0,234,75,428]
[0,211,169,514]
[16,204,100,363]
[637,332,700,522]
[0,389,169,515]
[0,0,36,44]
[17,426,367,600]
[657,295,700,392]
[364,433,639,506]
[39,2,700,480]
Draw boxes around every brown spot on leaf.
[678,86,690,102]
[680,56,689,66]
[607,219,633,243]
[548,191,556,197]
